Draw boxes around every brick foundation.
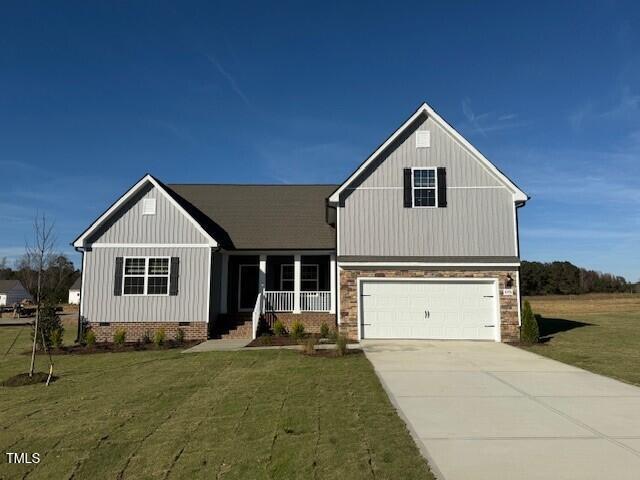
[263,312,337,334]
[88,322,208,343]
[339,268,520,342]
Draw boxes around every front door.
[238,264,259,311]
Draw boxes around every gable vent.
[416,130,431,148]
[142,198,157,215]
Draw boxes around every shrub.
[175,328,185,344]
[154,328,166,347]
[290,321,305,340]
[141,330,152,344]
[85,330,96,347]
[303,337,317,355]
[319,323,330,338]
[336,334,348,356]
[273,320,286,336]
[113,328,126,346]
[31,302,63,350]
[50,328,63,349]
[520,300,540,344]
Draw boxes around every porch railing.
[263,291,331,312]
[300,291,331,311]
[251,291,264,340]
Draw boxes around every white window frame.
[411,167,438,208]
[280,264,294,291]
[122,256,171,296]
[280,263,319,291]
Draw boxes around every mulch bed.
[22,341,201,355]
[1,372,58,387]
[247,334,359,348]
[302,349,363,358]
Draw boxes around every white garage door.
[360,280,498,340]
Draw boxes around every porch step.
[211,314,253,340]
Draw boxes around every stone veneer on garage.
[338,269,520,342]
[88,322,208,343]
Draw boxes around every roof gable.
[328,103,528,204]
[72,174,218,248]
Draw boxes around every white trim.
[206,247,212,324]
[410,166,438,208]
[258,255,267,292]
[516,270,522,327]
[512,203,519,257]
[73,174,218,248]
[79,251,86,320]
[220,253,229,314]
[336,207,341,256]
[121,256,171,297]
[293,255,301,313]
[338,262,520,268]
[328,103,528,203]
[90,243,211,248]
[329,254,336,314]
[356,276,501,342]
[337,265,342,325]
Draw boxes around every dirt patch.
[248,334,357,348]
[302,348,363,358]
[22,341,200,355]
[2,372,58,387]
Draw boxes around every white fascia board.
[72,174,218,248]
[328,103,528,204]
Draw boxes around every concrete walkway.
[362,340,640,480]
[182,339,250,352]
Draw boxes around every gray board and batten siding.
[338,114,518,258]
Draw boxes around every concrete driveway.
[363,340,640,480]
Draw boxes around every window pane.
[414,169,435,188]
[123,276,145,295]
[125,258,145,275]
[301,265,318,281]
[301,279,318,291]
[147,276,168,295]
[281,280,294,291]
[281,265,294,280]
[414,188,436,207]
[148,258,169,275]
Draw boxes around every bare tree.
[27,213,56,377]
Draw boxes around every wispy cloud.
[205,54,251,107]
[569,87,640,130]
[459,99,526,137]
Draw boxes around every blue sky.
[0,1,638,281]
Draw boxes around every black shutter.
[169,257,180,296]
[403,168,412,208]
[437,167,447,208]
[114,257,123,296]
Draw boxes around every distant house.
[0,280,33,306]
[68,277,81,305]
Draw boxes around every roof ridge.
[167,183,340,186]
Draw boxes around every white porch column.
[258,255,267,293]
[293,254,301,313]
[220,253,228,314]
[329,254,336,313]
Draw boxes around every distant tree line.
[520,260,631,296]
[0,254,79,303]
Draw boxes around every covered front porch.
[220,252,336,315]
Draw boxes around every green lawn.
[0,327,433,480]
[525,293,640,386]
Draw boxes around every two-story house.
[73,103,528,343]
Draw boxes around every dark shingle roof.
[70,277,82,290]
[165,184,337,250]
[0,280,22,293]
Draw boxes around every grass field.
[0,326,433,480]
[525,293,640,386]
